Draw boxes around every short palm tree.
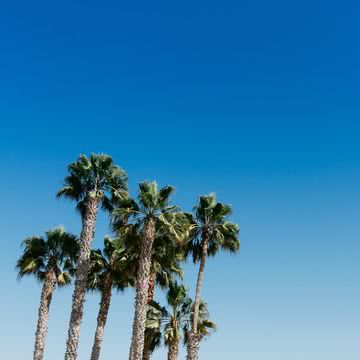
[146,282,215,360]
[16,227,78,360]
[186,194,239,360]
[57,153,127,360]
[88,237,135,360]
[164,282,189,360]
[112,181,190,360]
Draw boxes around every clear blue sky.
[1,1,359,359]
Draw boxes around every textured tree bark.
[167,341,179,360]
[147,272,156,303]
[186,332,200,360]
[142,271,156,360]
[65,197,99,360]
[33,260,57,360]
[90,274,112,360]
[129,218,156,360]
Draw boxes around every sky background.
[1,0,360,359]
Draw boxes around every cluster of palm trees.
[17,153,240,360]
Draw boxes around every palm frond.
[57,271,72,286]
[87,236,135,292]
[111,198,141,229]
[157,185,175,208]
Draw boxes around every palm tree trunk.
[142,271,156,360]
[192,231,209,333]
[65,197,99,360]
[167,341,179,360]
[186,230,208,360]
[147,272,156,303]
[33,261,57,360]
[129,218,156,360]
[90,274,112,360]
[186,333,200,360]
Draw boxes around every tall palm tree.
[16,227,78,360]
[145,282,215,360]
[57,153,127,360]
[186,194,240,360]
[88,237,135,360]
[112,181,190,360]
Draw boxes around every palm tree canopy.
[146,282,216,350]
[16,227,79,286]
[118,224,185,289]
[163,282,188,346]
[144,300,164,353]
[185,301,216,342]
[167,281,187,308]
[87,237,135,292]
[57,153,128,215]
[187,193,240,262]
[152,232,184,289]
[111,181,191,243]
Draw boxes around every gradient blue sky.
[1,1,359,359]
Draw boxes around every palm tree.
[112,181,190,360]
[163,282,189,360]
[88,237,135,360]
[186,193,239,360]
[16,227,78,360]
[57,153,127,360]
[142,233,185,360]
[146,282,215,360]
